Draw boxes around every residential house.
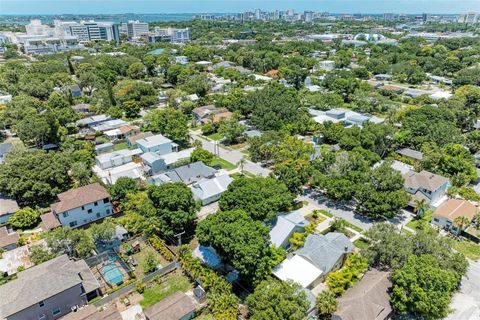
[141,148,195,175]
[374,74,393,81]
[0,254,100,320]
[94,142,114,155]
[269,210,309,249]
[431,199,478,234]
[310,108,384,127]
[70,84,82,97]
[72,103,91,115]
[59,304,121,320]
[380,84,404,94]
[104,125,140,141]
[143,292,195,320]
[94,162,144,185]
[92,119,128,133]
[333,269,392,320]
[0,142,13,164]
[191,174,234,205]
[191,105,233,125]
[403,170,449,208]
[0,226,19,251]
[273,233,354,288]
[137,134,178,154]
[50,183,112,228]
[0,239,47,276]
[126,131,154,147]
[95,148,142,170]
[0,195,19,224]
[148,161,216,185]
[396,148,424,161]
[75,115,111,128]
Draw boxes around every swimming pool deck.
[91,259,130,294]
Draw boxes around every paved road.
[190,131,271,177]
[447,260,480,320]
[301,189,413,231]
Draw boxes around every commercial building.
[125,20,149,38]
[149,27,190,43]
[54,20,120,43]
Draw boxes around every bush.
[9,207,40,229]
[136,280,144,293]
[149,235,174,261]
[327,253,367,295]
[142,252,159,274]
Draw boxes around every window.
[106,209,111,215]
[51,307,61,316]
[94,201,98,206]
[69,221,78,227]
[96,212,101,218]
[81,206,85,210]
[87,209,93,214]
[38,301,45,307]
[103,198,110,204]
[62,212,69,218]
[433,218,439,222]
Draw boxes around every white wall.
[57,199,112,228]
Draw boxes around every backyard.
[139,272,192,309]
[124,240,169,279]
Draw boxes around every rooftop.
[191,174,233,200]
[273,255,323,288]
[433,199,478,222]
[137,134,172,149]
[396,148,424,161]
[0,195,19,216]
[403,170,449,193]
[334,269,392,320]
[143,292,195,320]
[0,226,19,249]
[0,255,100,319]
[51,183,110,213]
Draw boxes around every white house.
[191,174,234,205]
[95,148,142,170]
[137,134,177,154]
[50,183,112,228]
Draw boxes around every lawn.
[305,211,326,224]
[343,220,364,234]
[131,242,168,279]
[453,240,480,261]
[317,209,333,218]
[140,273,192,309]
[113,142,129,151]
[353,238,370,251]
[205,132,224,141]
[406,212,432,232]
[230,172,255,179]
[210,156,236,170]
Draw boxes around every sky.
[1,0,479,15]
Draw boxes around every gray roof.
[0,143,12,160]
[0,255,100,318]
[269,210,309,248]
[0,195,19,216]
[334,269,392,320]
[137,134,172,149]
[191,174,233,200]
[143,292,195,320]
[161,161,217,185]
[296,233,354,273]
[396,148,424,161]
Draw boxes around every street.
[447,260,480,320]
[190,130,271,177]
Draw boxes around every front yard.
[210,156,236,170]
[453,240,480,261]
[139,272,192,309]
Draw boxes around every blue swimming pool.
[102,263,124,286]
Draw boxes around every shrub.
[149,235,174,261]
[9,207,40,229]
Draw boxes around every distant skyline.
[1,0,479,15]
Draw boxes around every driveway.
[446,260,480,320]
[190,131,270,177]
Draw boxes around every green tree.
[218,115,246,145]
[197,210,284,284]
[273,159,312,195]
[219,177,293,221]
[8,207,40,229]
[147,183,199,240]
[44,227,95,258]
[109,177,138,202]
[89,218,116,243]
[245,279,309,320]
[391,254,458,320]
[30,246,58,265]
[316,290,338,319]
[122,100,141,118]
[142,252,159,274]
[143,108,189,142]
[190,148,214,166]
[127,62,146,79]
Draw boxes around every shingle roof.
[0,196,19,216]
[403,170,449,192]
[396,148,424,161]
[143,292,195,320]
[296,233,354,273]
[59,305,122,320]
[51,183,110,213]
[40,212,61,230]
[0,226,19,249]
[191,174,233,200]
[433,199,478,222]
[0,255,100,318]
[127,131,154,145]
[334,269,392,320]
[269,211,309,248]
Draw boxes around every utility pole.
[174,231,186,246]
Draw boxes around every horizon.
[1,0,479,15]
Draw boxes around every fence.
[92,260,178,307]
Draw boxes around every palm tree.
[237,156,247,175]
[454,216,471,234]
[413,199,428,218]
[330,218,347,233]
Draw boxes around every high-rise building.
[466,12,478,24]
[422,13,431,22]
[54,20,120,43]
[304,11,314,22]
[126,20,149,38]
[255,9,261,20]
[25,19,51,36]
[383,13,397,21]
[150,27,190,44]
